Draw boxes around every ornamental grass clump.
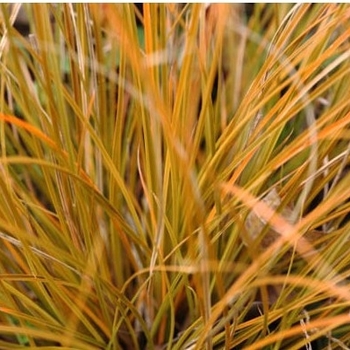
[1,3,350,349]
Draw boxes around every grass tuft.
[1,3,350,349]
